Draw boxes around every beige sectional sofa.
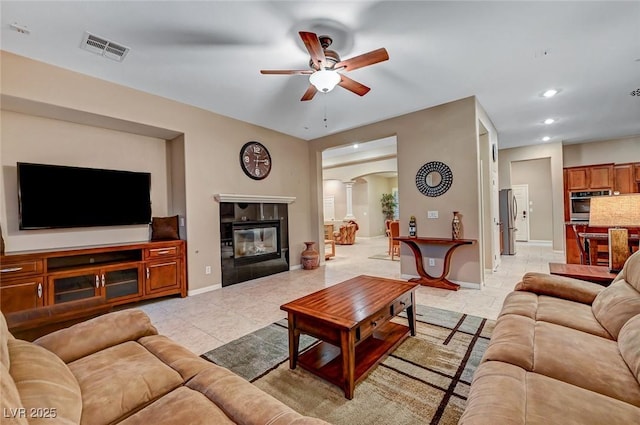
[460,250,640,424]
[1,309,329,425]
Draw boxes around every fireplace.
[217,196,291,287]
[232,220,280,265]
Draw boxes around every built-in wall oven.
[570,190,611,221]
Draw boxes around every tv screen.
[18,162,152,230]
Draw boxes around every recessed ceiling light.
[544,118,555,125]
[542,89,558,98]
[353,143,359,149]
[542,136,551,142]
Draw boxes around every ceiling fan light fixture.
[309,70,341,93]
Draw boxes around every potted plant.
[380,193,397,221]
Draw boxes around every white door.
[512,184,530,241]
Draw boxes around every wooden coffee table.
[280,275,418,399]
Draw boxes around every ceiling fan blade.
[338,75,371,96]
[335,48,389,72]
[299,31,326,69]
[301,85,318,101]
[260,70,313,75]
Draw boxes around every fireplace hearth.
[219,200,289,287]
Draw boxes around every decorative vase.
[452,211,462,240]
[301,241,320,270]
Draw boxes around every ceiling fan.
[260,31,389,101]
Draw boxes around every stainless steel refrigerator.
[499,189,518,255]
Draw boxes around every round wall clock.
[415,161,453,197]
[240,141,271,180]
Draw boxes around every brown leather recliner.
[333,220,359,245]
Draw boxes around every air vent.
[80,31,129,62]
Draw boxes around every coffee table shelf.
[297,321,409,389]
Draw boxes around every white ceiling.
[1,1,639,150]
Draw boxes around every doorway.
[512,184,530,242]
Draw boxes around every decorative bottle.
[301,242,320,270]
[452,211,461,240]
[409,216,417,237]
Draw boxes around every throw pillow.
[150,216,180,241]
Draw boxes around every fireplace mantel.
[214,194,296,204]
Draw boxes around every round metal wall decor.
[415,161,453,197]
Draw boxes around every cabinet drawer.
[357,307,392,342]
[145,246,180,259]
[0,259,44,279]
[390,293,412,316]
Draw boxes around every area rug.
[201,305,494,425]
[367,252,398,261]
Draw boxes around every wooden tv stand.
[0,240,187,317]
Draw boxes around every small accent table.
[394,236,477,291]
[548,263,618,286]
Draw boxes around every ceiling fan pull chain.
[323,99,328,128]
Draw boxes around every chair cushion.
[68,341,183,425]
[7,339,82,424]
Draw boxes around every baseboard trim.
[400,274,481,290]
[188,284,221,296]
[289,264,303,271]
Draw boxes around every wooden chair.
[389,221,400,260]
[572,224,589,265]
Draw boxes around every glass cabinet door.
[49,272,100,304]
[103,264,142,301]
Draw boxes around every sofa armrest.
[514,272,604,305]
[34,309,158,363]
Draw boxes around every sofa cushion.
[592,279,640,339]
[118,386,235,425]
[187,366,326,425]
[459,361,640,425]
[35,309,157,363]
[1,362,27,425]
[68,341,183,425]
[137,335,212,382]
[619,314,640,382]
[8,338,82,424]
[499,291,612,339]
[483,314,640,406]
[1,311,14,369]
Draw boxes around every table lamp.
[589,193,640,272]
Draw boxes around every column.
[344,181,355,220]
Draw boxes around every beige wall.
[563,136,640,167]
[0,51,312,293]
[310,97,484,286]
[1,111,169,251]
[498,142,564,251]
[511,158,553,241]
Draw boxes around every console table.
[394,236,476,291]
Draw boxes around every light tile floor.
[130,237,564,355]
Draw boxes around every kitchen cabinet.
[614,163,636,194]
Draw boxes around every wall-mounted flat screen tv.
[18,162,152,230]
